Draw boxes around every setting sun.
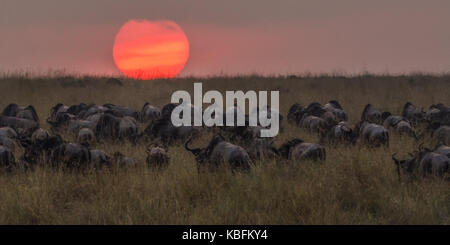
[113,19,189,80]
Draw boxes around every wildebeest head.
[146,143,169,168]
[326,100,344,110]
[140,102,161,123]
[185,134,226,163]
[287,103,303,123]
[402,102,425,123]
[2,103,21,117]
[161,103,179,119]
[361,104,382,124]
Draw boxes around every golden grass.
[0,74,449,224]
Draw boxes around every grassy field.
[0,73,449,224]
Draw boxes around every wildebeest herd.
[0,100,449,179]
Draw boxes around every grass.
[0,73,449,224]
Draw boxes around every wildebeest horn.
[184,136,201,156]
[418,142,424,151]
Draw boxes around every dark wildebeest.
[2,104,39,122]
[103,104,139,120]
[140,102,161,123]
[278,138,326,161]
[0,145,15,168]
[89,149,111,168]
[185,134,251,172]
[382,113,416,137]
[434,144,450,159]
[31,128,50,145]
[0,127,17,139]
[144,103,201,145]
[287,103,303,124]
[321,121,356,145]
[21,135,64,166]
[50,143,91,169]
[48,103,69,123]
[146,144,169,169]
[360,104,383,124]
[0,115,39,137]
[392,145,450,179]
[299,114,330,135]
[95,113,138,142]
[431,125,450,145]
[322,100,348,123]
[426,103,450,126]
[356,121,389,147]
[78,104,108,119]
[402,102,425,124]
[47,112,96,134]
[77,128,95,146]
[113,152,137,168]
[0,136,18,152]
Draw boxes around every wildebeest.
[298,115,330,134]
[431,125,450,145]
[321,121,356,145]
[140,102,161,123]
[78,104,108,119]
[47,112,96,134]
[48,103,69,123]
[185,134,251,172]
[31,128,50,145]
[95,113,138,142]
[144,103,201,145]
[382,113,415,137]
[50,142,91,169]
[322,100,347,123]
[426,103,450,126]
[146,144,169,168]
[392,145,450,178]
[402,102,425,124]
[0,115,39,137]
[0,136,18,152]
[360,104,383,124]
[0,126,17,139]
[289,101,347,133]
[434,144,450,158]
[0,145,15,167]
[21,134,64,165]
[287,103,303,124]
[77,128,95,146]
[2,104,39,122]
[356,121,389,147]
[113,152,137,168]
[90,149,111,168]
[103,104,139,119]
[278,138,326,161]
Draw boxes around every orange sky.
[1,0,449,77]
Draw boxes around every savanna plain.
[0,73,449,224]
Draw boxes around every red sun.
[113,19,189,80]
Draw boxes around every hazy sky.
[1,0,449,76]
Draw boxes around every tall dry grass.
[0,74,448,224]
